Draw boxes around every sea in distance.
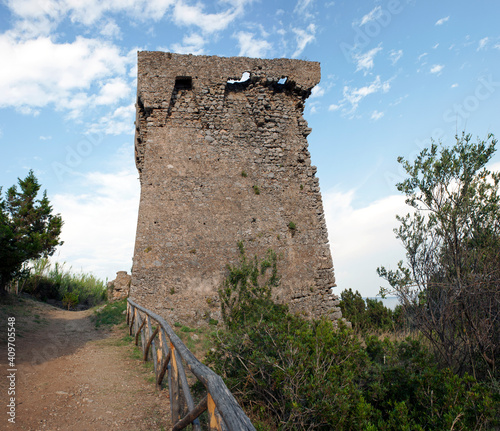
[364,297,400,310]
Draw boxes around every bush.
[207,246,499,430]
[364,336,498,429]
[19,259,106,308]
[62,292,79,310]
[339,288,395,333]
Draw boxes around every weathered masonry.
[131,52,342,325]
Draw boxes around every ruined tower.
[130,52,341,324]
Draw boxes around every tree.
[378,132,500,381]
[0,170,63,293]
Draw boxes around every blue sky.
[0,0,499,297]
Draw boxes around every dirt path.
[0,297,171,430]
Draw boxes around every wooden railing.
[126,298,255,431]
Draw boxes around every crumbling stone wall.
[107,271,131,301]
[130,52,341,325]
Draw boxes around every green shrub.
[20,259,107,308]
[218,241,279,329]
[339,288,395,333]
[62,292,79,310]
[207,247,499,430]
[363,336,497,429]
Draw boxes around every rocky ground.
[0,296,171,430]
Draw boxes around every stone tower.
[130,52,341,325]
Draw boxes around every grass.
[16,258,107,308]
[173,322,218,360]
[93,299,127,328]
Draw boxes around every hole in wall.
[227,72,250,84]
[174,76,193,90]
[226,72,251,92]
[278,77,288,85]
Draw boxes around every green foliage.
[21,259,107,307]
[93,299,127,328]
[287,221,296,230]
[219,241,279,329]
[208,307,370,429]
[364,336,497,430]
[252,185,260,195]
[339,289,395,333]
[0,170,63,292]
[241,170,248,178]
[208,246,498,430]
[62,291,79,310]
[378,132,500,381]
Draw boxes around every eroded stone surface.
[130,52,341,325]
[107,271,131,301]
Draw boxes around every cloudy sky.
[0,0,499,297]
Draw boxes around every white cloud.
[451,83,459,88]
[417,52,428,62]
[292,23,316,58]
[0,35,130,113]
[310,85,325,98]
[341,75,391,114]
[172,0,248,34]
[294,0,313,15]
[100,19,122,39]
[354,45,382,73]
[234,31,272,58]
[5,0,249,37]
[95,78,131,105]
[6,0,177,28]
[51,157,140,280]
[477,37,489,51]
[170,33,206,55]
[324,190,408,296]
[389,49,403,65]
[371,110,384,121]
[435,16,449,26]
[328,104,340,111]
[359,6,382,26]
[88,102,135,135]
[488,161,500,173]
[430,64,444,74]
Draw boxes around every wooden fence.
[126,298,255,431]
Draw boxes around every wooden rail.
[126,298,255,431]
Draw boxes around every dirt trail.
[0,297,171,430]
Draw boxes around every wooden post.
[170,343,181,424]
[174,349,201,430]
[157,328,171,388]
[135,315,145,346]
[207,393,223,431]
[128,305,135,335]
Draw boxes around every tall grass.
[19,258,107,308]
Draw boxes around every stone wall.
[107,271,131,301]
[130,52,341,325]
